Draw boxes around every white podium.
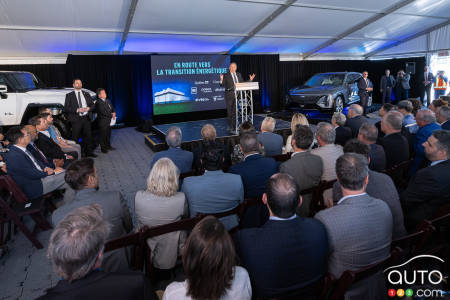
[234,82,258,131]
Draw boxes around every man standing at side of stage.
[64,79,97,158]
[95,88,116,153]
[380,69,395,105]
[357,71,373,116]
[220,63,255,134]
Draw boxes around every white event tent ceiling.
[0,0,449,63]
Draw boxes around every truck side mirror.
[0,84,7,93]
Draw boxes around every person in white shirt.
[163,216,252,300]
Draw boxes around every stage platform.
[145,115,291,152]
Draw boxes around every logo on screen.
[191,87,197,94]
[201,87,212,93]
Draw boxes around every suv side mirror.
[0,84,7,93]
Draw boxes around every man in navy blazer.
[257,117,283,157]
[229,133,278,227]
[5,126,66,200]
[410,109,441,175]
[150,126,193,173]
[235,173,328,299]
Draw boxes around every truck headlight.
[317,95,333,108]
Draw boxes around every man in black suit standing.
[64,79,96,157]
[401,130,450,228]
[357,71,373,115]
[421,66,434,107]
[219,62,255,133]
[234,173,328,299]
[380,69,396,105]
[95,88,116,153]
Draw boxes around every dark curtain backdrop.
[231,54,280,112]
[1,55,424,124]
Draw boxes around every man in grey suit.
[280,125,323,217]
[52,158,133,273]
[315,153,393,300]
[257,117,284,157]
[150,126,193,173]
[182,145,244,230]
[332,140,406,239]
[380,69,396,105]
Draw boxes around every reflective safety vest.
[434,76,448,90]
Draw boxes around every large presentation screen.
[151,55,230,115]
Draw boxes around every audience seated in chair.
[231,121,262,164]
[182,144,243,230]
[333,140,407,239]
[163,216,251,300]
[357,123,386,172]
[257,116,283,157]
[229,132,278,227]
[332,112,352,147]
[24,125,62,170]
[29,115,76,167]
[401,130,450,229]
[375,103,396,143]
[38,204,157,300]
[409,109,442,176]
[437,106,450,130]
[315,153,393,300]
[284,113,309,153]
[311,122,343,204]
[135,158,187,271]
[234,173,328,299]
[150,126,193,174]
[397,100,419,134]
[52,158,133,273]
[39,107,82,160]
[192,124,230,170]
[345,104,368,138]
[4,126,66,200]
[379,111,410,169]
[280,125,323,217]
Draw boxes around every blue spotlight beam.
[118,0,139,54]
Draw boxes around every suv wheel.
[334,96,344,113]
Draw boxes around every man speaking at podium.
[220,62,255,134]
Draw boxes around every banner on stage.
[151,54,230,115]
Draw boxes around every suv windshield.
[305,74,345,87]
[0,72,45,92]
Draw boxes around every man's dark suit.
[421,71,434,105]
[235,217,329,299]
[401,159,450,227]
[36,132,75,167]
[229,154,278,227]
[380,75,396,104]
[335,126,352,147]
[368,143,386,172]
[95,97,115,151]
[64,90,94,155]
[37,270,157,300]
[27,142,55,169]
[345,115,369,138]
[280,151,323,217]
[379,132,410,169]
[357,77,373,115]
[4,145,47,199]
[441,120,450,130]
[220,71,244,130]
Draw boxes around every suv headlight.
[317,95,333,108]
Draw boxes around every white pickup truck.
[0,71,95,137]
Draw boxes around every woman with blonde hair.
[284,113,309,153]
[135,158,187,274]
